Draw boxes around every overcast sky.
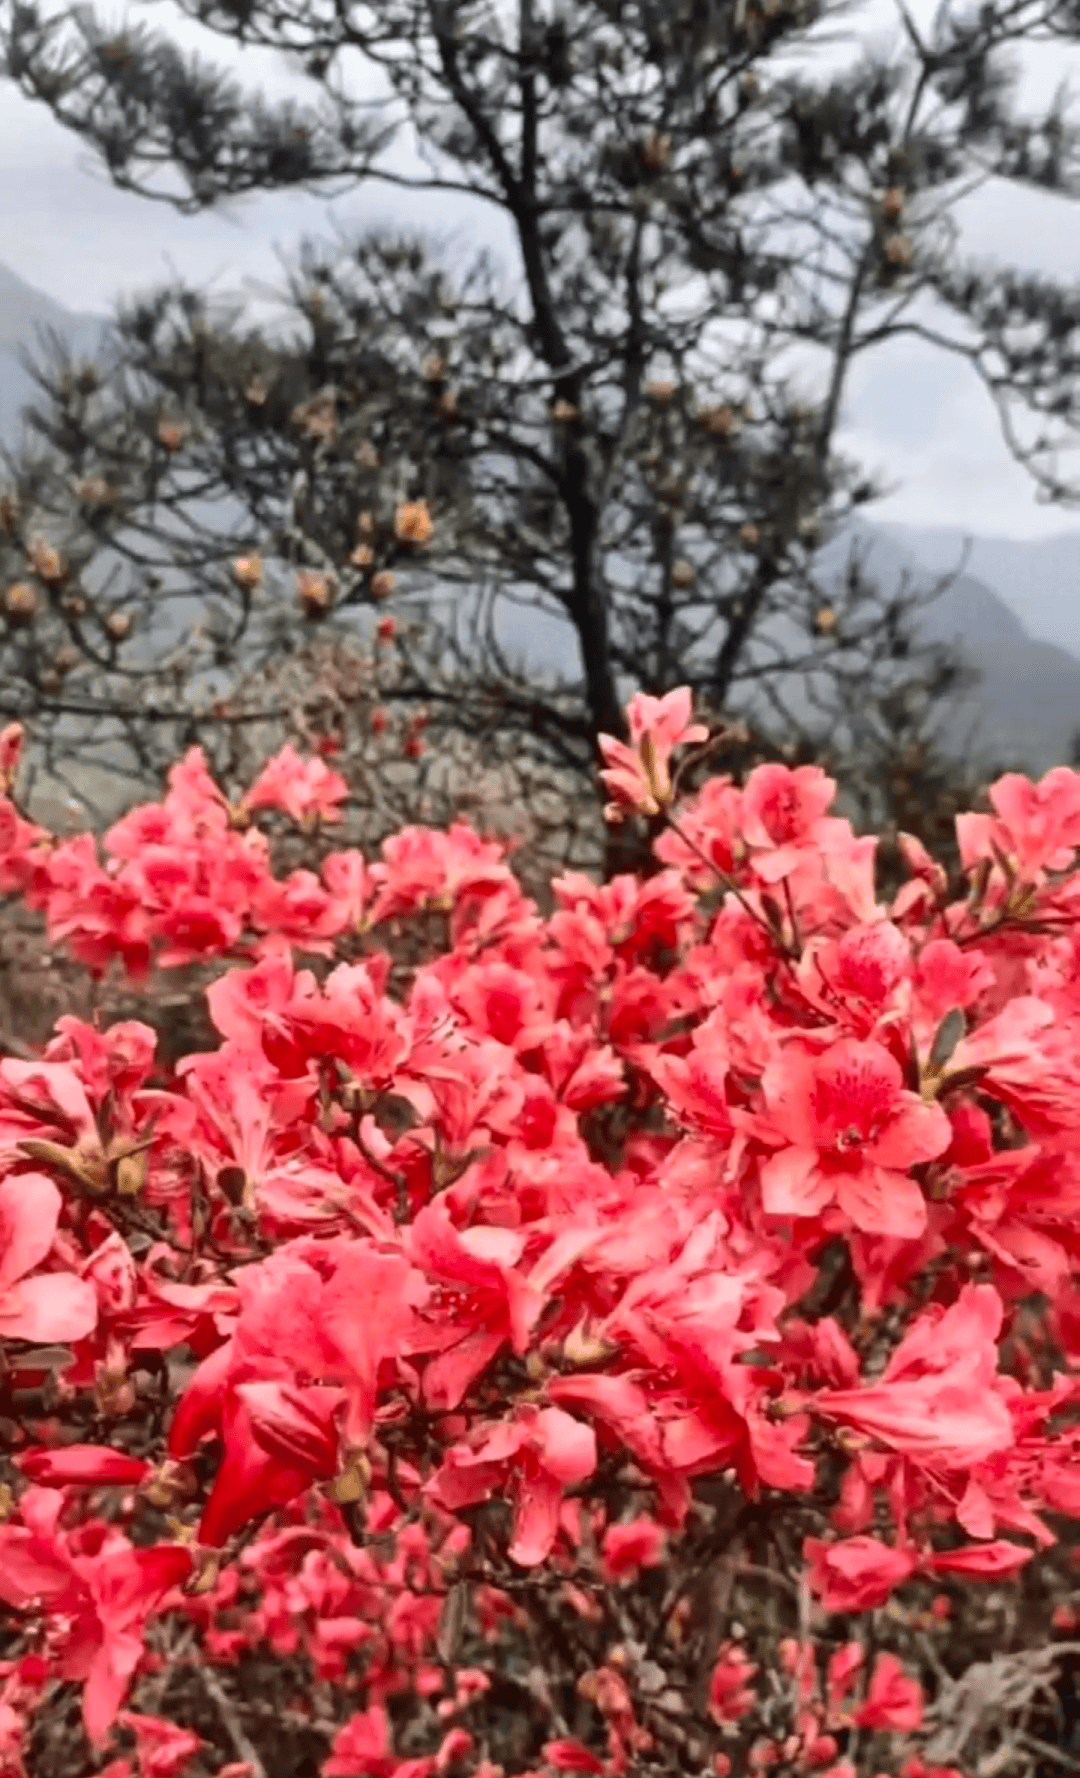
[3,0,1080,539]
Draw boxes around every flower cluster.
[2,694,1080,1777]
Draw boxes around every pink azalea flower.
[797,921,911,1035]
[0,719,24,790]
[242,744,348,826]
[324,1706,435,1778]
[542,1739,605,1773]
[409,1203,542,1411]
[755,1037,951,1236]
[204,949,297,1048]
[0,1172,97,1344]
[957,765,1080,879]
[708,1642,759,1723]
[116,1712,203,1778]
[740,762,839,880]
[321,848,375,929]
[598,687,707,818]
[812,1285,1015,1467]
[161,747,232,840]
[853,1653,923,1731]
[600,1517,667,1582]
[924,1539,1034,1578]
[428,1404,596,1566]
[182,1376,328,1549]
[804,1534,918,1611]
[16,1446,150,1488]
[0,1489,191,1744]
[370,823,513,922]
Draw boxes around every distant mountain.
[0,261,106,449]
[817,521,1080,775]
[875,521,1080,663]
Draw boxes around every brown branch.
[197,1661,269,1778]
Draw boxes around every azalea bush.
[0,616,615,1061]
[3,692,1080,1778]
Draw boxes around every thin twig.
[663,811,798,968]
[737,1561,799,1598]
[1017,1734,1080,1772]
[197,1662,268,1778]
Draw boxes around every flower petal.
[0,1271,98,1343]
[760,1147,833,1218]
[0,1173,62,1294]
[836,1165,927,1240]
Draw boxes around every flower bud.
[3,581,38,624]
[297,570,334,617]
[157,419,190,452]
[232,554,263,590]
[394,500,434,545]
[291,389,337,441]
[27,537,66,583]
[0,721,24,790]
[562,1319,617,1367]
[114,1146,149,1197]
[141,1458,192,1510]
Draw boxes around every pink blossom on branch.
[428,1405,597,1566]
[0,719,23,793]
[753,1037,950,1236]
[852,1653,923,1731]
[803,1535,918,1612]
[240,743,349,827]
[811,1285,1015,1467]
[0,1172,97,1343]
[0,1488,191,1744]
[598,687,707,819]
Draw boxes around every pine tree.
[3,0,1079,857]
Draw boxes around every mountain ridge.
[818,520,1080,775]
[0,261,107,448]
